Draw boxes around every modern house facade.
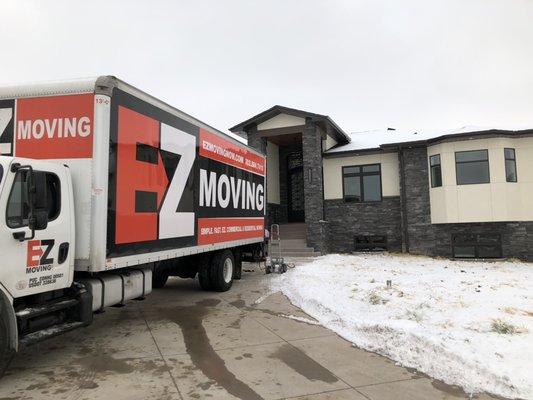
[230,106,533,260]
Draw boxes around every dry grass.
[491,319,518,334]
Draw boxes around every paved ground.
[0,261,501,400]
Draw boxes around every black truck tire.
[152,269,169,289]
[198,267,213,291]
[233,250,242,280]
[0,303,14,379]
[210,250,234,292]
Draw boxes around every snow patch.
[271,253,532,399]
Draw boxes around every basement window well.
[452,233,502,259]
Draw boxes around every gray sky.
[1,0,532,134]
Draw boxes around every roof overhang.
[229,105,351,145]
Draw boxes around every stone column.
[302,117,326,253]
[246,125,266,154]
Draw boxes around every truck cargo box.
[0,76,265,272]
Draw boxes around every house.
[230,105,533,260]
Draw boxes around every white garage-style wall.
[323,152,400,199]
[266,141,280,204]
[428,137,533,223]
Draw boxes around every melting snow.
[272,253,533,399]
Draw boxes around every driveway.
[0,262,500,400]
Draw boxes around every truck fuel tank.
[78,268,152,312]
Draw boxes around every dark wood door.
[287,152,305,222]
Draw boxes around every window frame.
[452,233,502,259]
[5,170,62,229]
[504,148,517,183]
[342,163,383,203]
[429,154,442,188]
[454,149,490,185]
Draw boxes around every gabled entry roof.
[229,105,351,144]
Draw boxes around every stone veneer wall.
[401,146,533,260]
[324,198,403,253]
[302,118,326,253]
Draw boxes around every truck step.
[19,321,86,347]
[15,298,78,321]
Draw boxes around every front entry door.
[287,152,305,222]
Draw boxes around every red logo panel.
[199,129,265,176]
[197,218,264,245]
[115,106,169,244]
[15,94,94,159]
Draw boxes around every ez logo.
[26,239,55,274]
[0,105,14,155]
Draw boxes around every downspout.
[398,145,410,253]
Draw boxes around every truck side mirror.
[30,209,48,231]
[31,170,48,211]
[29,171,48,231]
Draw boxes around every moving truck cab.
[0,77,265,377]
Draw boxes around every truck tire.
[198,267,213,291]
[0,303,14,379]
[233,250,242,280]
[152,270,169,289]
[210,250,234,292]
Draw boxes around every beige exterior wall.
[257,113,305,131]
[266,141,280,204]
[324,134,338,151]
[428,137,533,223]
[323,152,400,199]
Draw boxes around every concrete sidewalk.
[0,263,500,400]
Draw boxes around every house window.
[342,164,382,202]
[455,150,490,185]
[429,154,442,187]
[452,233,502,259]
[504,148,517,182]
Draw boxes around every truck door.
[0,159,74,298]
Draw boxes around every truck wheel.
[210,250,234,292]
[233,251,242,280]
[0,306,14,378]
[152,270,169,289]
[198,268,213,291]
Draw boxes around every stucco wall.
[428,137,533,223]
[257,113,305,130]
[323,134,337,151]
[266,141,280,204]
[323,152,400,199]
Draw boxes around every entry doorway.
[287,151,305,222]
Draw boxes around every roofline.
[325,129,533,156]
[229,104,351,144]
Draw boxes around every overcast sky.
[1,0,532,134]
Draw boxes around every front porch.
[230,105,351,254]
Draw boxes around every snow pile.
[272,254,533,399]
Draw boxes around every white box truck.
[0,76,266,375]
